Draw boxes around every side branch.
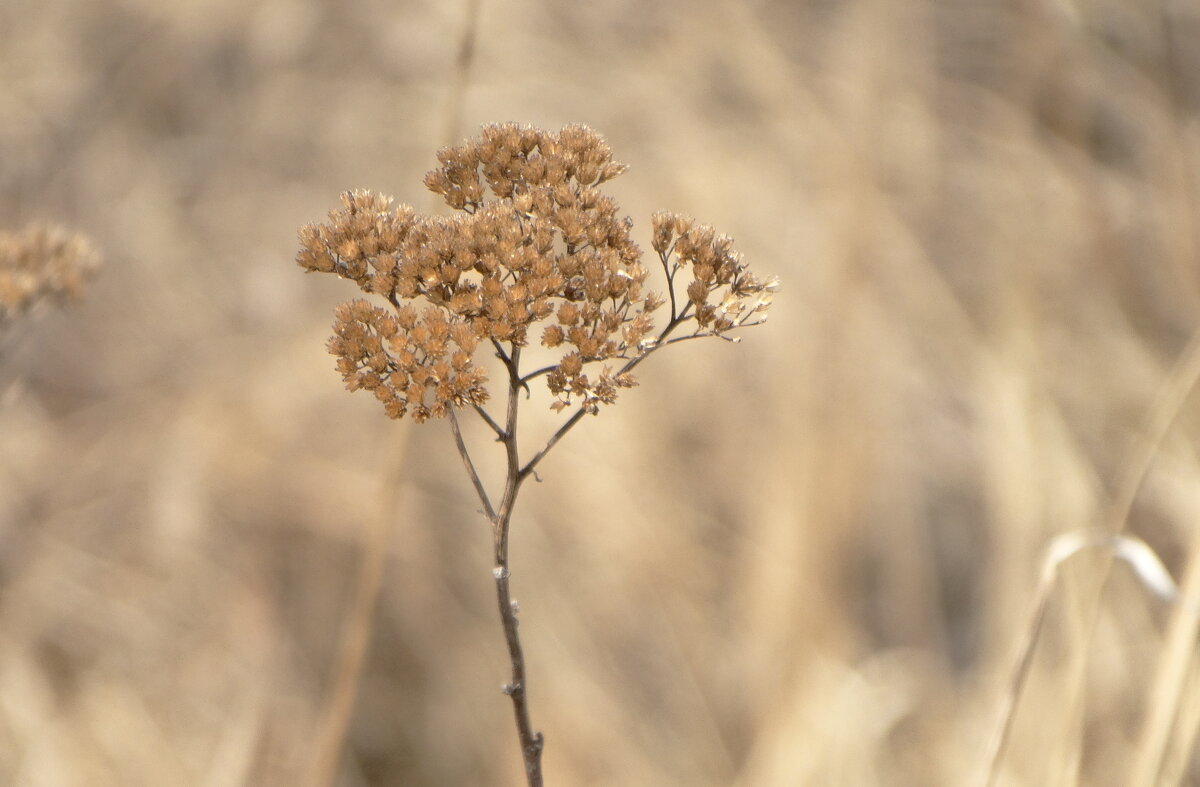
[448,408,496,521]
[518,314,691,480]
[520,407,586,481]
[518,364,561,385]
[473,403,506,439]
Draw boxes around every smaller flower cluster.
[328,299,488,422]
[0,224,100,324]
[295,190,414,296]
[651,212,777,336]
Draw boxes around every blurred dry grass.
[2,0,1200,784]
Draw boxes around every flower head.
[299,124,773,420]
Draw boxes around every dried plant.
[297,122,775,785]
[0,224,100,331]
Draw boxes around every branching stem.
[453,311,693,782]
[452,345,544,785]
[442,227,766,787]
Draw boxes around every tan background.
[2,0,1200,784]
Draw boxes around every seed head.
[298,124,774,420]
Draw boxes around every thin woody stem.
[449,343,545,786]
[492,518,543,787]
[493,349,523,561]
[478,344,545,786]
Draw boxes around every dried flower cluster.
[328,298,488,421]
[298,123,776,420]
[0,224,100,325]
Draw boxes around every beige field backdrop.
[3,0,1200,784]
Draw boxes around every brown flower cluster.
[327,299,488,422]
[0,224,100,325]
[650,212,776,335]
[298,123,775,420]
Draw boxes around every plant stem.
[457,313,695,784]
[457,345,542,785]
[493,550,543,786]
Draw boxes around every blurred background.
[2,0,1200,784]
